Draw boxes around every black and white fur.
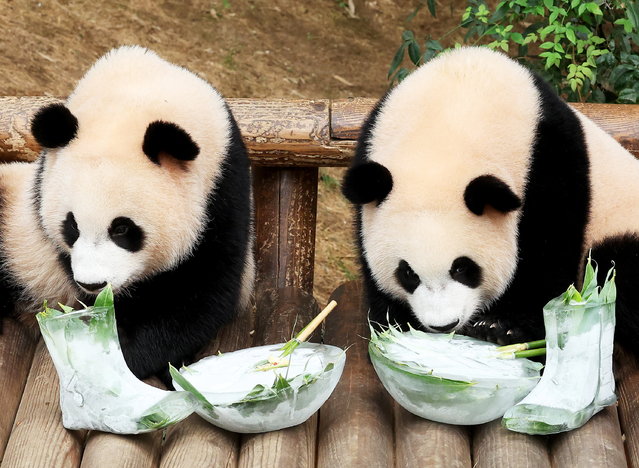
[0,46,255,382]
[342,47,639,355]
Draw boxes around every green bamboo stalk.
[498,347,547,360]
[496,339,546,353]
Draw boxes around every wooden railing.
[2,97,639,467]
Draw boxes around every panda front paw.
[464,316,528,346]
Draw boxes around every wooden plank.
[160,415,239,468]
[549,406,627,467]
[0,96,59,162]
[0,318,38,460]
[2,341,85,468]
[80,432,161,468]
[617,351,639,468]
[571,103,639,157]
[229,99,345,166]
[472,419,551,468]
[395,405,471,468]
[237,287,320,468]
[330,97,375,140]
[252,167,318,295]
[0,97,349,166]
[330,98,639,158]
[78,373,168,467]
[159,299,256,468]
[2,97,638,165]
[317,281,394,468]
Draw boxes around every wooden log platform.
[1,97,638,466]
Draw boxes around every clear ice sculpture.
[37,288,196,434]
[171,343,346,433]
[369,325,543,425]
[502,261,616,435]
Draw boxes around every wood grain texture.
[330,97,375,141]
[0,318,37,461]
[0,96,60,162]
[617,352,639,468]
[160,415,239,468]
[473,419,551,468]
[253,167,318,295]
[2,97,638,165]
[549,406,627,467]
[229,99,346,166]
[395,405,471,468]
[317,281,394,468]
[80,432,161,468]
[237,287,320,468]
[159,298,256,468]
[2,341,85,468]
[571,103,639,157]
[330,98,639,157]
[0,97,349,166]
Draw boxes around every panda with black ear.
[0,46,255,383]
[342,46,639,355]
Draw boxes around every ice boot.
[37,287,195,434]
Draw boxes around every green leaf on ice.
[93,284,114,308]
[169,364,216,414]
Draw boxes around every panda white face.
[361,204,519,333]
[61,212,146,293]
[36,131,209,296]
[394,258,482,332]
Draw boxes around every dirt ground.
[0,0,464,305]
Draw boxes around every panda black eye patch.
[109,217,145,252]
[61,212,80,247]
[450,256,482,288]
[395,259,421,294]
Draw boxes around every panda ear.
[342,161,393,205]
[31,103,78,149]
[464,175,521,215]
[142,121,200,165]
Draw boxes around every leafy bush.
[389,0,639,103]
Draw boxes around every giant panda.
[342,46,639,355]
[0,46,255,382]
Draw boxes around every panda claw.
[489,322,497,329]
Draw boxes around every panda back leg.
[591,234,639,357]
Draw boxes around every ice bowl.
[369,326,542,425]
[171,342,346,433]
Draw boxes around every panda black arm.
[592,234,639,357]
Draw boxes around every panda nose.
[430,319,460,333]
[76,281,108,293]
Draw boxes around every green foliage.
[389,0,639,102]
[319,171,339,190]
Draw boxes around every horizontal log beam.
[1,97,638,166]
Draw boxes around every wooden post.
[252,166,318,295]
